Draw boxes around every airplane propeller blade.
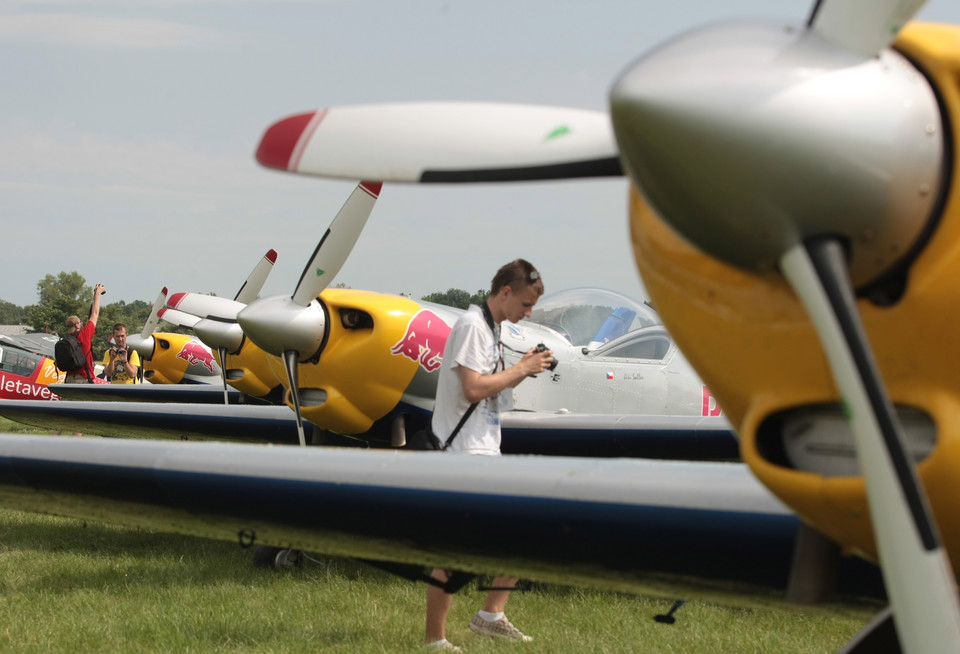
[282,350,306,447]
[234,248,277,304]
[780,240,960,652]
[238,181,382,446]
[292,181,381,306]
[256,103,621,183]
[166,293,247,322]
[126,287,167,361]
[809,0,927,57]
[157,308,201,330]
[608,1,960,650]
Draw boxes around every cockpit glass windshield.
[525,288,661,347]
[0,346,42,377]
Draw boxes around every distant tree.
[25,271,92,334]
[96,299,155,345]
[421,288,489,309]
[0,299,26,325]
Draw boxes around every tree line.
[1,272,491,343]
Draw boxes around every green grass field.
[0,508,882,654]
[0,418,883,652]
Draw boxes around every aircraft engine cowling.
[628,23,960,569]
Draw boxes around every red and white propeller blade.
[256,102,621,183]
[291,181,381,306]
[157,307,201,330]
[127,287,167,360]
[166,292,246,323]
[234,248,278,304]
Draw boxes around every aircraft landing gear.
[252,545,303,570]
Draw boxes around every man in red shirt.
[55,283,104,437]
[61,283,105,384]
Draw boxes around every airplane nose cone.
[238,295,327,360]
[193,319,244,353]
[609,21,943,287]
[125,335,154,360]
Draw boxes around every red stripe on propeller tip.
[266,249,278,264]
[167,292,187,308]
[255,111,321,171]
[360,181,383,197]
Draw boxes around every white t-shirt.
[431,305,504,455]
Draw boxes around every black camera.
[535,343,558,372]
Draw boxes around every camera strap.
[439,402,478,451]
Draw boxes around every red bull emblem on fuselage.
[390,309,451,372]
[176,341,216,373]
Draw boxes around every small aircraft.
[4,2,952,649]
[124,288,223,386]
[0,334,63,401]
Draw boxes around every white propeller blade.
[157,308,201,329]
[127,287,167,360]
[292,181,381,306]
[781,242,960,653]
[166,293,246,322]
[234,248,277,304]
[139,287,167,339]
[809,0,928,57]
[256,102,621,183]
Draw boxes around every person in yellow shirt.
[102,323,140,384]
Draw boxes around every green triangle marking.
[545,125,572,141]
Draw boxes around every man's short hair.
[113,323,127,333]
[490,259,544,296]
[65,315,80,330]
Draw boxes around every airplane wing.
[0,433,879,597]
[0,401,302,444]
[48,383,253,404]
[0,399,737,459]
[499,413,737,459]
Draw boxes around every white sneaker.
[424,638,462,652]
[468,613,533,642]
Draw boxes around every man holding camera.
[102,323,140,384]
[424,259,555,652]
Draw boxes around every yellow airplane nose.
[629,22,960,569]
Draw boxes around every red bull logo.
[176,340,216,373]
[390,310,451,372]
[701,386,723,417]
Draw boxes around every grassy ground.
[0,415,55,435]
[0,508,881,653]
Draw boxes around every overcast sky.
[2,0,958,309]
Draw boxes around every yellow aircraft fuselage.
[216,339,280,398]
[262,288,450,435]
[630,22,960,567]
[141,332,219,385]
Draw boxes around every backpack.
[55,334,89,374]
